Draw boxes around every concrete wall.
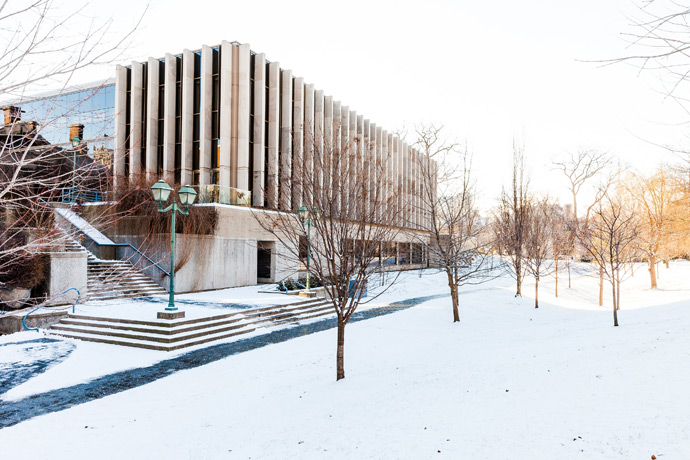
[0,311,68,335]
[47,252,88,305]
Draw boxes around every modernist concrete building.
[113,41,431,220]
[0,41,434,296]
[106,41,435,292]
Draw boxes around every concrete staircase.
[60,231,167,301]
[49,297,333,351]
[86,258,167,301]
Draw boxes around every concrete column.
[349,111,357,216]
[266,62,280,209]
[375,126,383,223]
[393,135,400,226]
[162,53,176,184]
[292,77,304,209]
[313,88,323,202]
[219,41,233,189]
[145,58,160,182]
[362,118,370,217]
[303,83,314,206]
[368,121,376,219]
[397,138,404,227]
[332,101,341,214]
[236,43,251,190]
[252,53,266,207]
[279,69,293,211]
[401,141,410,227]
[382,130,390,222]
[199,45,212,186]
[340,106,349,215]
[412,146,416,229]
[415,148,421,229]
[113,65,127,190]
[323,95,332,206]
[356,114,363,218]
[180,49,194,185]
[129,61,144,182]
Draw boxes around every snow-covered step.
[67,311,242,327]
[51,324,257,351]
[49,298,335,351]
[60,316,243,335]
[51,320,254,344]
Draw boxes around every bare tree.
[495,141,530,297]
[0,1,144,302]
[552,149,612,226]
[256,121,404,381]
[524,197,555,308]
[614,2,690,110]
[413,124,496,323]
[576,194,639,326]
[625,168,680,288]
[551,209,576,295]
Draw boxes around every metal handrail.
[22,288,81,332]
[102,242,170,277]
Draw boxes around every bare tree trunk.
[555,259,559,297]
[631,262,634,277]
[665,259,669,269]
[515,265,522,297]
[572,191,578,227]
[648,254,658,289]
[336,316,345,381]
[616,268,621,311]
[451,283,460,323]
[599,266,604,307]
[612,277,619,327]
[568,261,571,288]
[534,276,539,308]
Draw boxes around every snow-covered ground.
[1,261,689,459]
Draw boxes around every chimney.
[26,120,39,132]
[2,106,22,125]
[69,123,85,143]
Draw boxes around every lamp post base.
[157,311,186,320]
[299,290,317,298]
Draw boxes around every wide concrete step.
[67,311,241,328]
[255,304,334,326]
[244,300,331,321]
[87,292,166,301]
[272,307,334,326]
[50,298,335,351]
[58,315,244,335]
[51,320,253,344]
[51,326,257,351]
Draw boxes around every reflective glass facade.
[20,83,115,155]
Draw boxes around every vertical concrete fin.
[129,61,144,182]
[113,64,128,191]
[266,61,280,209]
[252,53,266,207]
[236,43,251,190]
[181,49,194,185]
[145,57,160,182]
[162,53,176,184]
[279,69,293,211]
[219,41,233,189]
[292,77,305,209]
[199,45,213,186]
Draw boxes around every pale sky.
[55,0,690,210]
